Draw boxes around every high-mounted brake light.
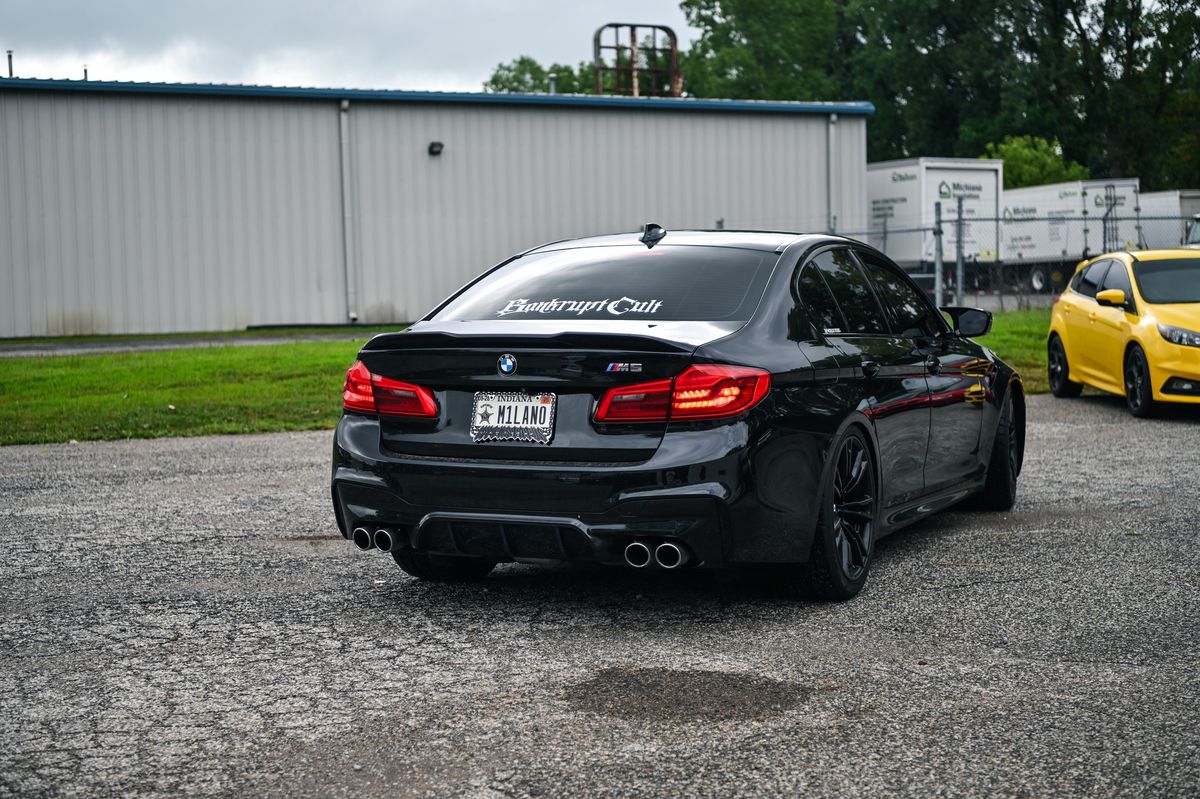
[342,360,439,418]
[594,364,770,423]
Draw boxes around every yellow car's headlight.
[1158,324,1200,348]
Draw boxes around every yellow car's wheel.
[1048,335,1083,398]
[1124,345,1158,418]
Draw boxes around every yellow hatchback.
[1048,249,1200,416]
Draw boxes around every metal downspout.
[338,99,359,322]
[826,113,838,233]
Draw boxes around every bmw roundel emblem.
[497,353,517,376]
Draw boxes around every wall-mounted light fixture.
[428,141,444,156]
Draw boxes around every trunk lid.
[357,320,740,462]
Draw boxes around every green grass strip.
[0,340,372,445]
[984,307,1051,395]
[0,310,1053,445]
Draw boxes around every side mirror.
[1096,288,1126,308]
[941,306,992,338]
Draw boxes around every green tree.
[483,56,594,94]
[485,0,1200,189]
[983,135,1090,189]
[680,0,840,100]
[1064,0,1200,189]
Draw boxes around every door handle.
[924,356,941,375]
[861,360,880,378]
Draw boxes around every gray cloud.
[1,0,701,90]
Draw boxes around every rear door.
[803,247,932,509]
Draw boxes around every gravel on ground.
[1,394,1197,797]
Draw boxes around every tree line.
[484,0,1199,191]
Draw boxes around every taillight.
[342,361,375,413]
[594,378,672,421]
[594,364,770,423]
[670,364,771,418]
[342,360,439,418]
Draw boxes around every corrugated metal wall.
[0,91,346,336]
[0,88,868,337]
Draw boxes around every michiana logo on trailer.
[496,297,664,316]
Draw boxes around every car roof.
[528,229,837,254]
[1124,248,1200,262]
[1099,247,1200,262]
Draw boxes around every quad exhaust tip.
[655,542,688,569]
[373,528,394,552]
[351,527,373,551]
[624,541,652,568]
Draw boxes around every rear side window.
[854,251,942,338]
[1075,260,1111,298]
[797,264,847,335]
[809,249,889,334]
[433,245,776,322]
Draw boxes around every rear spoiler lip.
[362,331,694,354]
[360,321,744,354]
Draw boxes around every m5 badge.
[605,362,642,373]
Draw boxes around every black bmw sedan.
[331,227,1024,600]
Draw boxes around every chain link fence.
[841,210,1199,310]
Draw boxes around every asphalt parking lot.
[1,394,1198,797]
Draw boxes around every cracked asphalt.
[1,393,1198,797]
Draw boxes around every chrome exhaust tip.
[655,542,688,569]
[624,541,652,568]
[351,527,374,551]
[373,528,394,552]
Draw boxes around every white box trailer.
[999,178,1142,267]
[1137,190,1200,248]
[866,157,1003,267]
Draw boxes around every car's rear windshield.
[1133,258,1200,304]
[433,245,778,322]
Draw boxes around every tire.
[789,428,879,601]
[1124,345,1157,418]
[968,393,1021,511]
[392,549,496,582]
[1047,334,1083,398]
[1030,267,1048,293]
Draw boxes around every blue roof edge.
[0,77,875,116]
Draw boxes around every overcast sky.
[1,1,702,91]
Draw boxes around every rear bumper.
[331,414,820,568]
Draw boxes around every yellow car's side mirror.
[1096,288,1127,308]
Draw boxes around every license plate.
[470,392,557,444]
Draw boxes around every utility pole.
[955,195,965,305]
[933,201,944,307]
[6,50,12,78]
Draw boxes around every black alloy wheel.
[790,428,878,601]
[964,392,1020,511]
[832,435,875,582]
[1048,335,1082,398]
[1124,345,1156,418]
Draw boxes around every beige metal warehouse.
[0,79,874,337]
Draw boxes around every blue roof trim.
[0,78,875,116]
